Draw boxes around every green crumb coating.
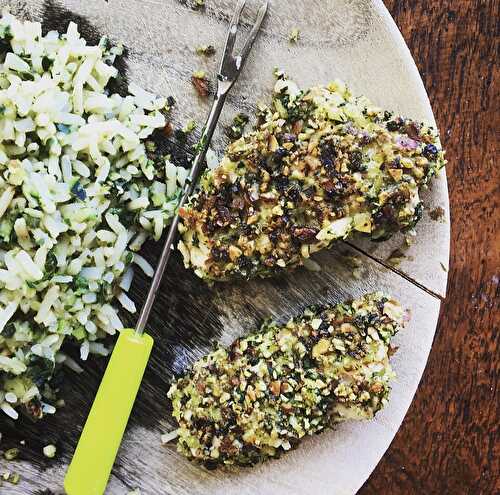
[178,77,446,281]
[168,292,404,468]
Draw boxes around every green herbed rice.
[0,12,185,420]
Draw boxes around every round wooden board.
[0,1,450,494]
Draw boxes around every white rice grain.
[117,291,136,313]
[132,253,154,277]
[34,285,60,324]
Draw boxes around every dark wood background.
[360,1,499,494]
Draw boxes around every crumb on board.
[339,254,365,279]
[183,120,197,133]
[163,121,174,137]
[289,27,300,43]
[404,231,416,246]
[1,470,20,485]
[3,448,19,461]
[42,444,57,458]
[196,44,216,56]
[225,113,250,140]
[161,429,179,444]
[429,206,445,221]
[386,248,407,267]
[191,71,210,97]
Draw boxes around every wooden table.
[360,1,499,494]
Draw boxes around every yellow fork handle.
[64,328,153,495]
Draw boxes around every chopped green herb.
[41,56,53,71]
[2,322,16,338]
[72,275,89,292]
[192,132,208,155]
[0,24,12,40]
[44,251,58,278]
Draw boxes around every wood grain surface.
[360,1,499,494]
[0,0,496,494]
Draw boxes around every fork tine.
[236,1,268,70]
[221,0,247,63]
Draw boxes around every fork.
[64,2,268,494]
[135,0,268,334]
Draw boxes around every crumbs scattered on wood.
[2,470,20,485]
[352,266,365,280]
[163,121,174,137]
[386,248,406,267]
[161,97,175,113]
[193,0,206,10]
[429,206,445,221]
[3,448,19,460]
[192,70,210,97]
[340,253,365,279]
[160,429,179,444]
[160,96,175,121]
[183,120,197,134]
[404,231,416,246]
[225,113,249,140]
[196,44,216,56]
[388,345,400,357]
[340,253,362,269]
[289,28,300,43]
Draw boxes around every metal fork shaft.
[135,1,268,334]
[135,90,228,334]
